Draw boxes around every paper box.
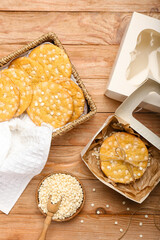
[81,79,160,203]
[105,12,160,113]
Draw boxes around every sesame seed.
[106,204,109,208]
[92,188,96,192]
[38,173,83,220]
[139,234,143,238]
[120,228,123,232]
[97,210,100,215]
[127,207,130,211]
[80,220,84,223]
[91,203,94,207]
[145,215,148,218]
[139,222,143,226]
[115,221,118,225]
[122,201,126,205]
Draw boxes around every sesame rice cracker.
[0,69,32,117]
[29,44,72,79]
[27,81,73,128]
[9,57,48,84]
[54,77,85,121]
[0,76,19,122]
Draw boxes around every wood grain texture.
[0,44,119,79]
[1,178,159,215]
[0,0,160,12]
[0,1,160,240]
[0,214,159,240]
[52,113,160,146]
[0,12,159,45]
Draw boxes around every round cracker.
[29,44,72,79]
[9,57,48,84]
[0,76,19,122]
[0,69,32,117]
[27,81,73,128]
[53,78,85,121]
[100,132,148,184]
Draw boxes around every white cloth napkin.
[0,114,53,214]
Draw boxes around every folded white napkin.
[0,114,53,214]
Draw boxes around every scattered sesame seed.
[122,201,126,205]
[120,228,123,232]
[80,220,84,223]
[115,221,118,225]
[139,222,143,226]
[97,210,100,215]
[91,203,94,207]
[106,204,109,208]
[139,234,143,238]
[127,207,130,211]
[145,215,148,218]
[92,188,96,192]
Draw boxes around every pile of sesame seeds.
[38,173,84,220]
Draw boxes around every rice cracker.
[0,76,19,122]
[29,44,72,79]
[27,81,73,128]
[100,132,148,184]
[54,78,85,121]
[9,57,48,84]
[0,69,32,117]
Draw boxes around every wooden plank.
[0,213,159,240]
[1,177,159,215]
[52,113,160,146]
[0,12,159,45]
[0,44,119,79]
[0,44,157,113]
[0,0,159,12]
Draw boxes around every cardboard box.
[81,79,160,203]
[105,12,160,113]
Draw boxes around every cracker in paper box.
[100,132,148,184]
[81,79,160,203]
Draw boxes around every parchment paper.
[81,115,160,203]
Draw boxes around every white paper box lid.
[115,78,160,150]
[106,12,160,113]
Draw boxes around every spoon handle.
[38,213,53,240]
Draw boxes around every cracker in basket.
[0,76,19,121]
[9,57,48,84]
[54,78,85,121]
[27,81,73,128]
[0,69,32,117]
[29,44,72,79]
[100,132,148,184]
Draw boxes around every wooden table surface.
[0,1,160,240]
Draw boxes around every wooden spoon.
[38,196,61,240]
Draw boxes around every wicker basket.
[0,32,97,138]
